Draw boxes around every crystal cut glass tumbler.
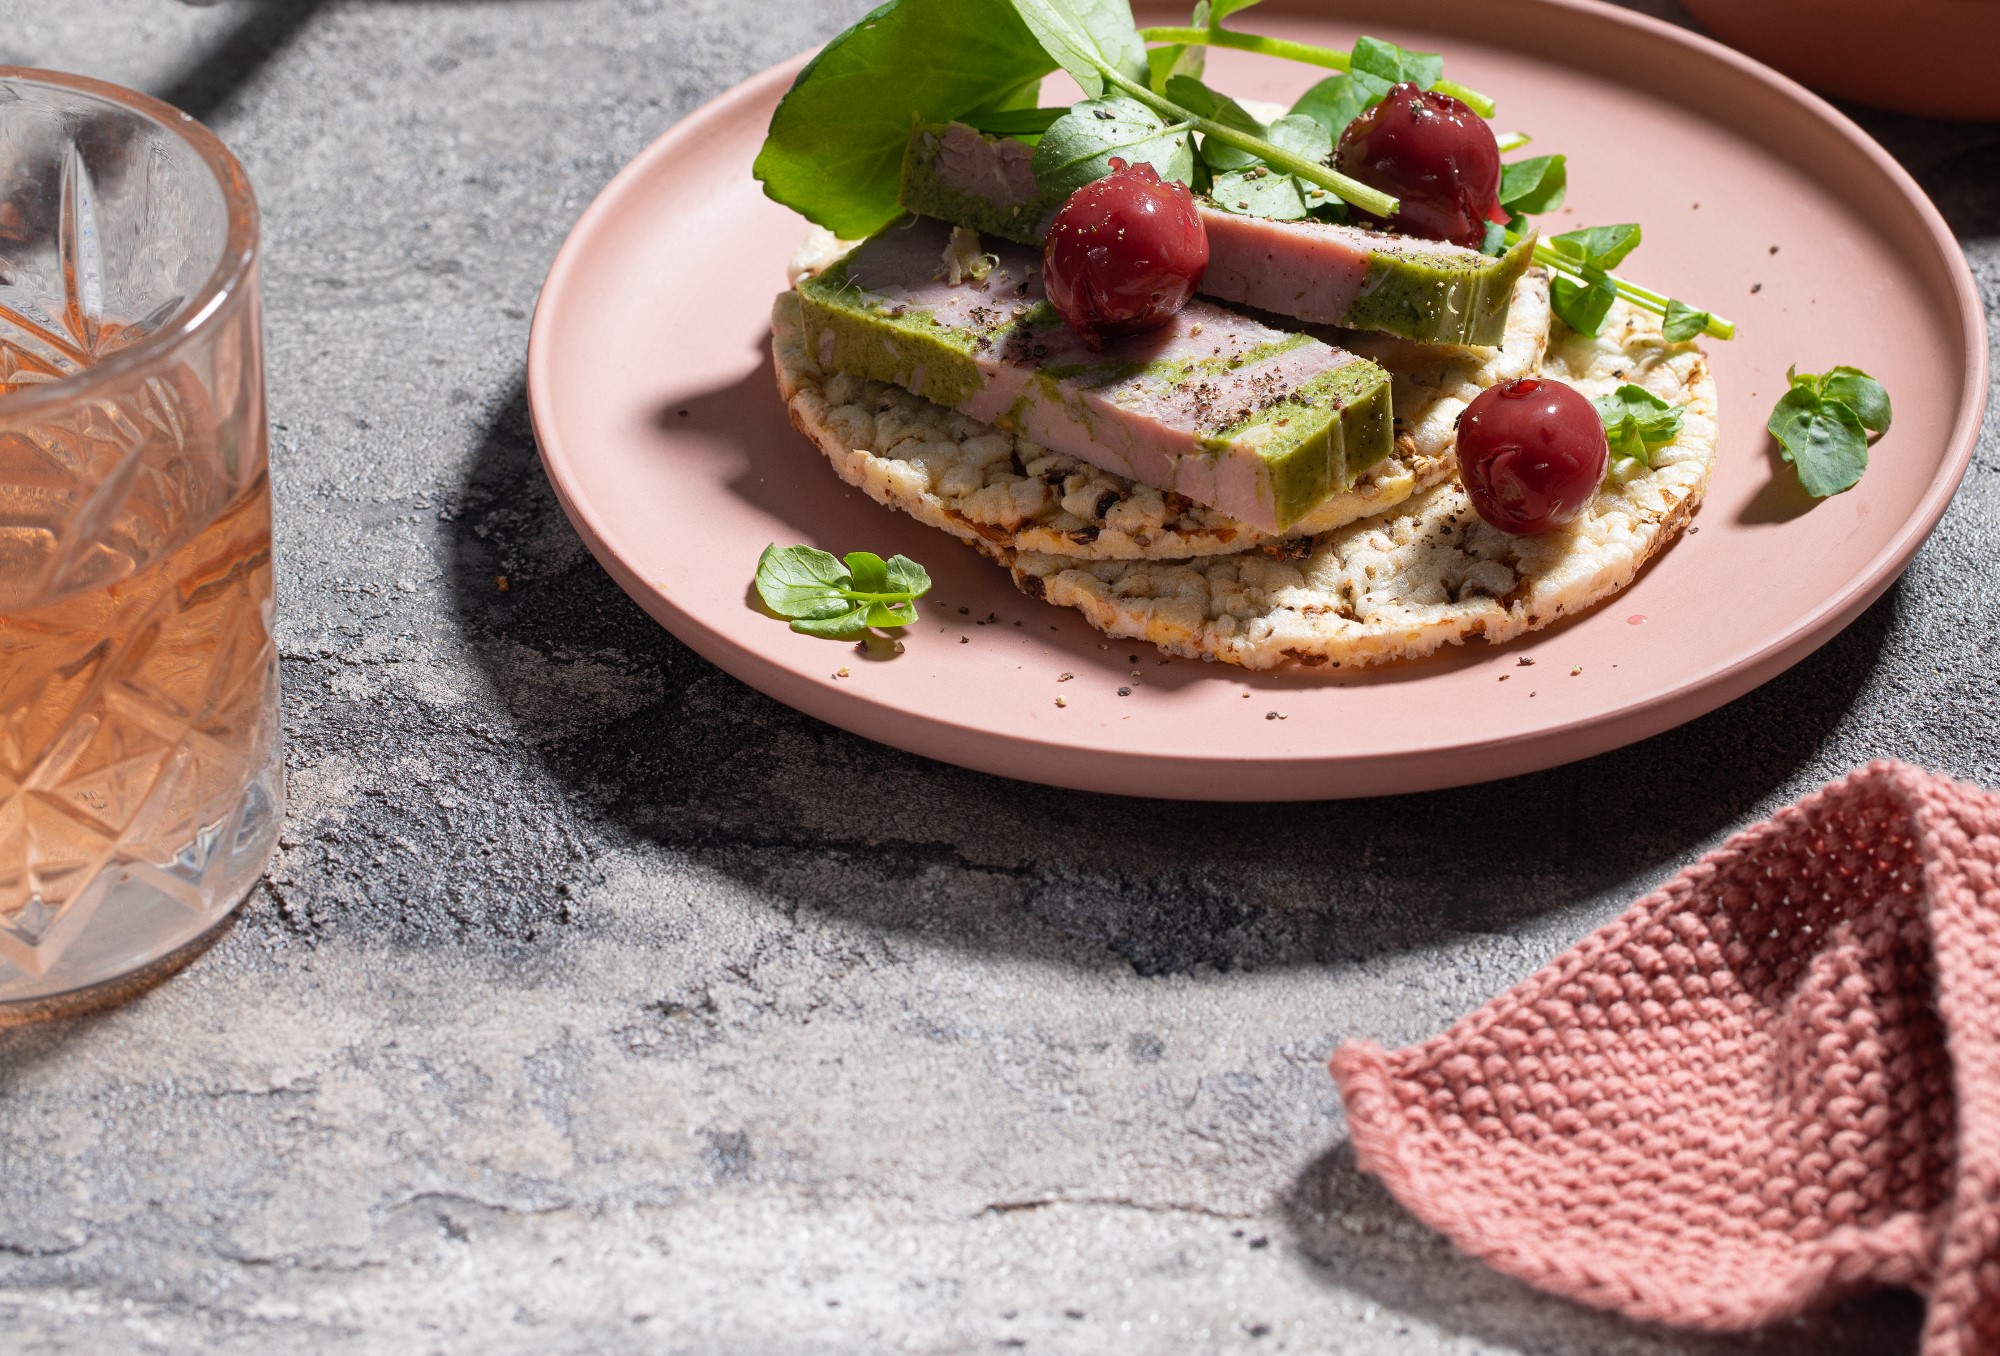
[0,70,281,1018]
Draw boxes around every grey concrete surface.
[1,0,1994,1352]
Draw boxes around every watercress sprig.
[755,544,934,638]
[1138,2,1495,115]
[1499,154,1565,217]
[1767,365,1892,497]
[1487,150,1732,342]
[1480,154,1561,255]
[1593,383,1684,467]
[1541,223,1641,336]
[1514,225,1736,341]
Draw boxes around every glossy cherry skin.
[1042,159,1208,347]
[1457,377,1610,534]
[1336,82,1505,249]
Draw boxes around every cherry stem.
[1138,26,1497,117]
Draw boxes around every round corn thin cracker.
[772,237,1551,560]
[1003,303,1717,669]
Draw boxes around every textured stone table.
[3,2,1994,1352]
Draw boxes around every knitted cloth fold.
[1331,761,2000,1354]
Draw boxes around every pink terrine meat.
[900,121,1535,346]
[797,217,1392,534]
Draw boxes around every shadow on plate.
[445,376,1901,978]
[1281,1140,1926,1356]
[1737,439,1823,524]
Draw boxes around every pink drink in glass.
[0,69,281,1017]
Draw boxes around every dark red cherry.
[1457,377,1609,534]
[1042,159,1208,347]
[1335,82,1505,249]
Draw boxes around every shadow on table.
[1280,1141,1926,1356]
[147,0,601,124]
[445,379,1902,975]
[150,0,330,123]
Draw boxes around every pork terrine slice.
[796,217,1393,535]
[899,121,1535,347]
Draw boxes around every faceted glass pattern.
[0,71,279,1009]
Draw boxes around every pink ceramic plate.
[528,0,1983,801]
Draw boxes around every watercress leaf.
[1608,423,1651,466]
[1212,167,1310,219]
[882,554,934,597]
[1145,1,1208,91]
[790,606,872,639]
[844,550,892,595]
[1592,383,1683,467]
[755,544,857,620]
[775,601,854,628]
[755,0,1060,238]
[1822,366,1892,434]
[1350,35,1444,92]
[1288,74,1375,143]
[1550,268,1617,337]
[1592,382,1673,427]
[1007,0,1148,96]
[1402,47,1446,90]
[1202,116,1329,219]
[1481,220,1512,256]
[1550,223,1641,271]
[1599,421,1649,467]
[1287,41,1443,144]
[757,543,849,593]
[1033,97,1195,195]
[864,600,919,628]
[1662,299,1712,343]
[1208,0,1262,21]
[1165,74,1269,170]
[1498,154,1566,216]
[1199,136,1259,173]
[1166,76,1265,134]
[1769,386,1869,497]
[1161,74,1220,120]
[1783,365,1892,436]
[1264,112,1333,164]
[1068,0,1150,82]
[757,543,934,637]
[1346,36,1401,86]
[1009,0,1107,94]
[1147,41,1205,92]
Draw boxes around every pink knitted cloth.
[1332,761,2000,1353]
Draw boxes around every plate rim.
[526,0,1986,801]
